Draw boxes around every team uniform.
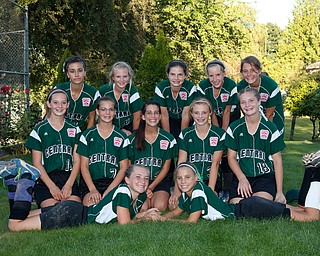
[197,77,238,127]
[55,82,98,128]
[178,124,226,183]
[25,119,82,206]
[178,181,291,221]
[97,83,144,130]
[76,125,129,196]
[237,76,285,137]
[153,79,197,138]
[225,116,286,199]
[128,128,178,193]
[40,183,147,229]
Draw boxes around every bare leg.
[151,191,169,211]
[8,215,41,231]
[290,207,319,222]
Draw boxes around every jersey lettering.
[239,149,265,160]
[168,107,183,114]
[66,112,83,122]
[116,111,130,119]
[214,107,223,116]
[189,153,212,163]
[45,144,73,158]
[89,153,118,167]
[134,157,162,167]
[257,162,271,174]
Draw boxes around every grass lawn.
[0,116,319,256]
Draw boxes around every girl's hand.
[61,183,72,199]
[146,189,153,199]
[88,189,102,204]
[121,128,132,136]
[143,208,161,221]
[275,192,286,204]
[49,185,63,201]
[237,177,252,198]
[168,191,180,210]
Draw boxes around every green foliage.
[54,48,72,85]
[136,30,172,101]
[274,0,320,86]
[285,74,320,116]
[27,0,147,92]
[155,0,254,82]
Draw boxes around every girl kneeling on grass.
[162,162,320,222]
[5,164,161,231]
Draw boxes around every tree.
[275,0,320,87]
[285,74,320,140]
[136,30,172,101]
[155,0,254,82]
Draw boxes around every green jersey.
[98,83,144,129]
[178,124,226,181]
[87,183,147,224]
[197,77,238,118]
[225,117,286,177]
[76,125,129,180]
[25,119,81,173]
[153,79,197,120]
[178,181,235,220]
[55,82,98,127]
[128,128,178,180]
[237,76,285,136]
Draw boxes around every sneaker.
[12,159,41,181]
[0,160,17,179]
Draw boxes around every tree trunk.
[290,115,296,141]
[310,116,317,140]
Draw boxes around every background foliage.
[1,0,320,146]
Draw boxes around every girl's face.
[167,66,186,88]
[142,104,161,127]
[191,103,211,127]
[96,100,116,124]
[241,63,261,86]
[207,65,225,89]
[67,62,86,85]
[125,166,150,196]
[47,92,69,117]
[239,91,261,117]
[176,167,198,196]
[113,68,130,91]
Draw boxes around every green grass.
[0,117,319,256]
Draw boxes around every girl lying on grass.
[0,162,161,231]
[163,162,319,223]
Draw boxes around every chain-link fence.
[0,0,29,149]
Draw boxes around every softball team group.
[2,55,319,231]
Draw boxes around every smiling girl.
[55,56,98,129]
[225,87,286,204]
[169,98,225,209]
[237,56,285,139]
[153,60,197,139]
[128,100,177,211]
[97,62,144,136]
[162,162,317,223]
[6,164,161,231]
[76,96,129,206]
[25,88,82,208]
[198,60,238,131]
